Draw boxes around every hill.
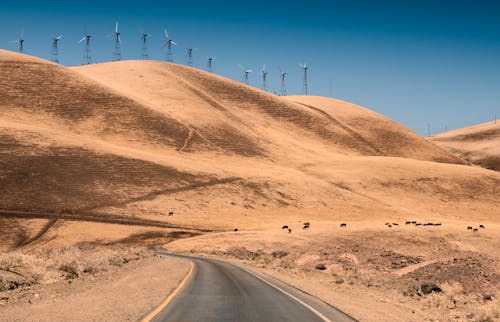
[429,121,500,171]
[0,50,499,248]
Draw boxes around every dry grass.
[0,246,150,294]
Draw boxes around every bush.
[59,260,81,278]
[0,274,9,291]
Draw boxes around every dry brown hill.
[73,61,464,164]
[1,50,499,248]
[429,121,500,171]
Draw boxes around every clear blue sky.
[1,0,499,135]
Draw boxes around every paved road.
[150,252,357,322]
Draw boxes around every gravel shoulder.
[0,255,189,322]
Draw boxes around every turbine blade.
[115,21,119,33]
[78,37,86,43]
[239,64,244,71]
[164,29,169,39]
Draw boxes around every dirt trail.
[0,210,216,232]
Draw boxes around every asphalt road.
[150,252,357,322]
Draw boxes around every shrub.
[59,260,81,278]
[0,274,9,291]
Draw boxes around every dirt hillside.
[429,121,500,171]
[0,50,499,248]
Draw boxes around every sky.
[0,0,499,135]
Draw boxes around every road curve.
[148,252,357,322]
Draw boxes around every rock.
[271,251,288,258]
[315,264,327,271]
[483,294,492,301]
[33,293,40,299]
[420,282,442,295]
[335,278,345,284]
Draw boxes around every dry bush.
[0,252,30,270]
[59,260,82,279]
[440,281,464,297]
[0,274,8,291]
[0,246,150,292]
[0,252,46,287]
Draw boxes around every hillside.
[73,61,464,164]
[429,121,500,171]
[1,50,499,248]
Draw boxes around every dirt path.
[0,210,215,232]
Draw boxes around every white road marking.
[240,266,333,322]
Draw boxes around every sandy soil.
[0,252,189,322]
[164,222,500,322]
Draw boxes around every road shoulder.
[0,256,190,322]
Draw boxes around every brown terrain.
[0,50,499,321]
[430,121,500,172]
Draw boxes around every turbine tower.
[140,29,151,59]
[78,27,92,65]
[186,47,196,66]
[278,66,287,96]
[261,64,268,91]
[207,56,215,72]
[300,63,309,95]
[50,35,62,63]
[9,31,25,53]
[162,29,176,62]
[239,64,253,85]
[109,21,121,61]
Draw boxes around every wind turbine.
[186,47,197,66]
[239,64,253,85]
[140,28,151,59]
[9,31,25,53]
[278,66,287,96]
[50,35,63,63]
[300,63,309,95]
[207,56,215,72]
[108,21,121,61]
[78,27,92,65]
[261,64,268,91]
[162,29,176,62]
